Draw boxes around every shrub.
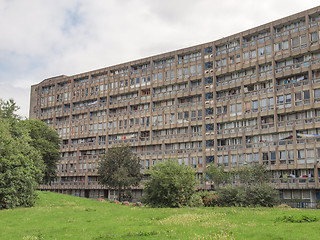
[245,183,278,207]
[187,192,204,207]
[216,185,246,207]
[143,159,198,208]
[199,191,218,207]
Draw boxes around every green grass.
[1,192,320,239]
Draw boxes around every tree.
[98,145,141,201]
[143,159,198,208]
[215,164,278,207]
[0,98,59,209]
[236,163,270,185]
[0,117,43,209]
[0,98,20,120]
[22,119,60,183]
[205,165,231,189]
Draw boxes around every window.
[205,77,213,85]
[243,51,249,60]
[206,140,214,147]
[252,100,258,110]
[295,92,301,103]
[260,98,267,108]
[291,37,299,49]
[205,108,214,115]
[205,61,213,69]
[304,90,310,100]
[266,45,272,55]
[206,156,214,163]
[274,42,281,52]
[277,96,284,104]
[270,151,276,164]
[300,35,307,48]
[285,94,291,103]
[204,46,213,54]
[205,124,214,131]
[298,149,305,159]
[314,89,320,99]
[205,92,213,100]
[259,47,265,56]
[282,40,289,50]
[310,32,318,43]
[230,104,236,116]
[250,50,256,58]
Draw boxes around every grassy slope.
[0,191,320,240]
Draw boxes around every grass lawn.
[0,191,320,240]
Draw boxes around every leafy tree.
[216,185,246,207]
[245,182,278,207]
[205,165,231,189]
[0,118,43,209]
[0,98,20,120]
[0,98,58,209]
[98,145,141,201]
[236,163,270,185]
[22,119,60,183]
[143,159,198,208]
[215,164,278,207]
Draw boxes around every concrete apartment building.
[30,6,320,202]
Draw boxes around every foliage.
[244,182,278,207]
[187,192,204,207]
[199,191,218,207]
[0,98,20,120]
[205,165,231,189]
[236,163,270,185]
[98,144,141,201]
[143,159,198,208]
[21,119,60,183]
[2,191,320,240]
[214,164,279,207]
[0,98,59,209]
[0,118,43,209]
[275,215,318,223]
[216,185,246,207]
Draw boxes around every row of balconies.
[39,53,319,110]
[39,177,320,191]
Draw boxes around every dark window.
[206,140,214,148]
[206,156,214,163]
[205,77,213,85]
[204,61,213,69]
[205,92,213,100]
[204,46,213,54]
[205,108,214,115]
[205,124,214,131]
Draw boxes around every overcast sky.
[0,0,318,117]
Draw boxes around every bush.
[245,183,278,207]
[187,192,204,207]
[216,185,246,207]
[199,191,218,207]
[143,160,198,208]
[215,183,278,207]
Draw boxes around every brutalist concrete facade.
[30,6,320,203]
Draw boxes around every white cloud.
[0,0,318,117]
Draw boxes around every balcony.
[271,177,318,189]
[276,78,309,92]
